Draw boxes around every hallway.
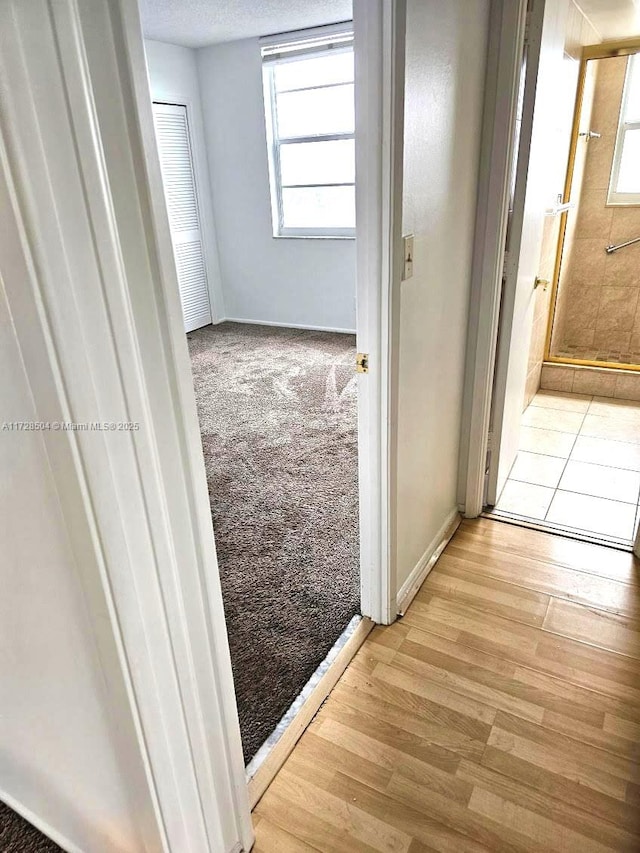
[253,517,640,851]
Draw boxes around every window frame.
[608,52,640,206]
[262,32,356,239]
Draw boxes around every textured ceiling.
[579,0,640,39]
[140,0,353,48]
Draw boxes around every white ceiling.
[140,0,353,49]
[578,0,640,39]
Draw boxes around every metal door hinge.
[356,353,369,373]
[502,250,510,280]
[524,5,533,46]
[486,431,494,451]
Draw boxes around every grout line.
[516,449,640,476]
[554,487,638,507]
[542,406,586,523]
[499,392,640,543]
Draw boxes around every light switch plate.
[402,234,414,280]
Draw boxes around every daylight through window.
[262,28,356,237]
[608,53,640,205]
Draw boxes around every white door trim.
[354,0,406,624]
[0,0,252,850]
[458,0,530,517]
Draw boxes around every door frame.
[458,0,530,517]
[354,0,406,623]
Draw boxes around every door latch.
[356,353,369,373]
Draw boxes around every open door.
[486,0,568,505]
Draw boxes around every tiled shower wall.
[551,56,640,358]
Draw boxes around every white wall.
[0,286,154,853]
[197,37,357,332]
[395,0,490,592]
[144,38,226,321]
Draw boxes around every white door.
[486,0,568,504]
[153,102,212,333]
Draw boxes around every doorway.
[462,0,640,557]
[491,37,640,551]
[142,5,366,767]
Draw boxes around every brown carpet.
[0,803,62,852]
[187,322,360,762]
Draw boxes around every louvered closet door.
[153,102,212,332]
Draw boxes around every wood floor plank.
[271,769,412,853]
[332,673,489,759]
[399,631,605,727]
[440,547,640,617]
[389,648,546,724]
[314,711,471,799]
[404,596,640,715]
[371,659,498,726]
[457,519,638,582]
[543,598,640,659]
[416,563,550,625]
[385,772,535,853]
[481,744,640,836]
[253,518,640,852]
[467,786,614,853]
[253,816,320,853]
[328,772,496,853]
[603,713,640,743]
[453,525,638,584]
[490,710,636,786]
[457,758,639,852]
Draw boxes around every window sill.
[272,234,356,240]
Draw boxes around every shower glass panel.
[548,48,640,371]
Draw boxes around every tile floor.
[494,390,640,544]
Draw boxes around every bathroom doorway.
[489,37,640,552]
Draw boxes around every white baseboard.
[0,789,83,853]
[396,508,461,616]
[222,317,356,335]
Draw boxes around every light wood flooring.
[252,516,640,852]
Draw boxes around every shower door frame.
[543,37,640,374]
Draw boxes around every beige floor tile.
[546,491,637,540]
[519,426,576,458]
[570,435,640,471]
[509,451,566,488]
[532,391,591,413]
[496,480,555,520]
[522,406,585,433]
[588,396,640,425]
[558,460,640,504]
[580,413,640,445]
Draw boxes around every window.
[608,53,640,205]
[262,27,355,237]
